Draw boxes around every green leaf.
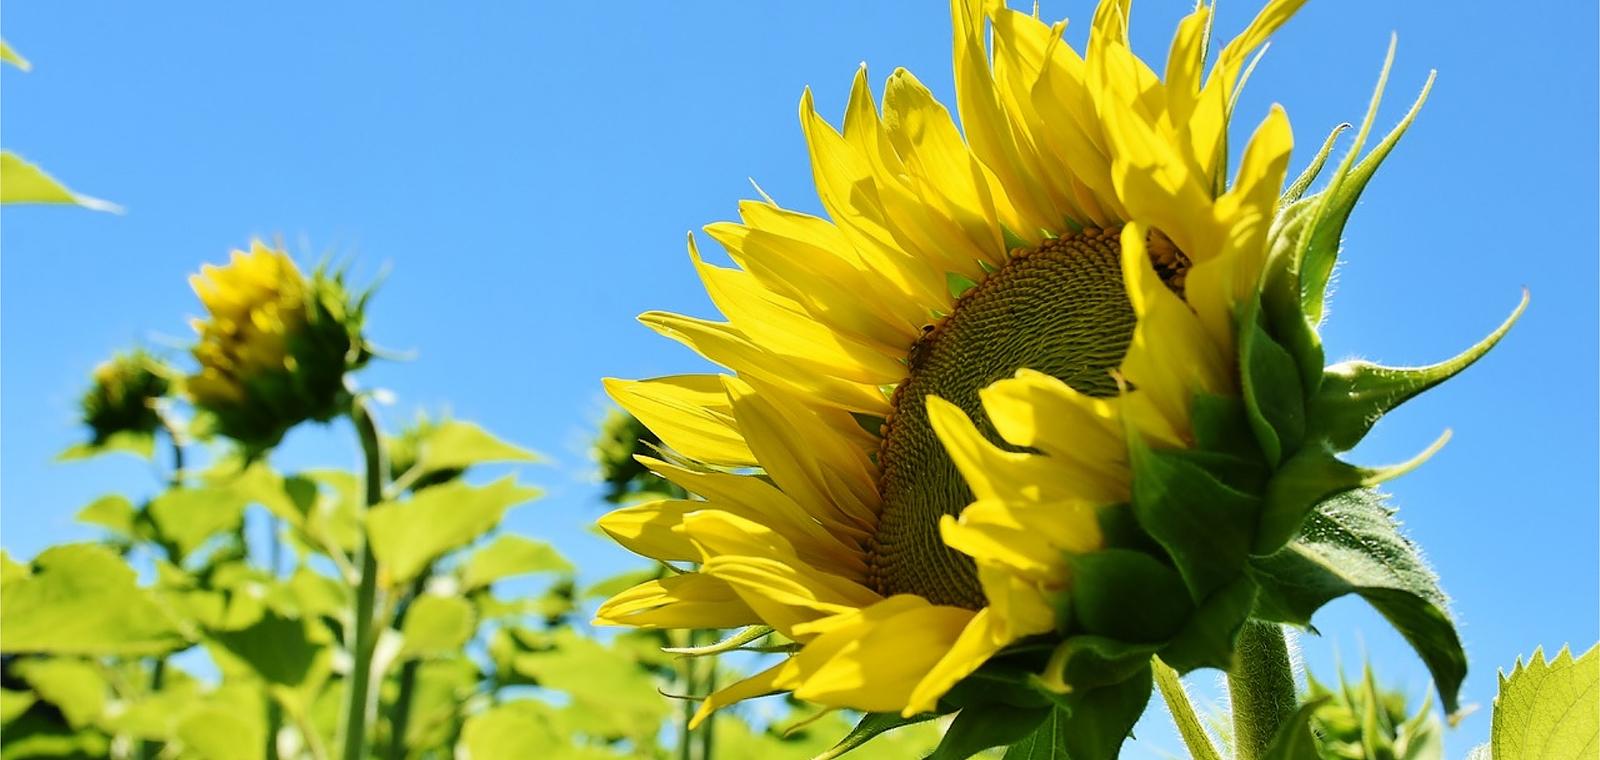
[0,551,26,587]
[173,685,267,760]
[459,701,564,759]
[207,610,331,697]
[147,484,248,563]
[1128,436,1260,600]
[0,544,186,655]
[403,658,480,752]
[400,594,476,658]
[367,477,540,585]
[1067,549,1193,643]
[499,627,670,741]
[0,688,36,724]
[1,40,32,70]
[931,702,1051,759]
[0,151,121,211]
[56,429,154,462]
[1249,490,1466,717]
[1490,644,1599,759]
[814,711,943,760]
[405,420,539,481]
[74,494,138,537]
[1001,665,1152,760]
[12,659,107,730]
[459,534,572,591]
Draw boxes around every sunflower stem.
[1228,622,1298,760]
[340,398,387,760]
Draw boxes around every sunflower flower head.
[595,0,1519,750]
[185,240,371,451]
[79,350,173,447]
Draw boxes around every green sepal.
[1256,432,1450,556]
[1248,490,1466,718]
[1127,434,1259,600]
[1189,393,1262,462]
[1307,289,1526,452]
[814,710,945,760]
[929,702,1052,760]
[1239,303,1308,467]
[1000,665,1153,760]
[1156,575,1259,673]
[1258,696,1330,760]
[1065,549,1192,643]
[1260,200,1327,395]
[1298,38,1435,324]
[1039,635,1157,693]
[947,271,979,299]
[945,659,1056,711]
[1280,123,1352,206]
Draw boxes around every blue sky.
[3,1,1595,755]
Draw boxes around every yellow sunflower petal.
[603,375,755,467]
[594,573,757,629]
[927,395,1125,503]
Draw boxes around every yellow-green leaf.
[400,594,476,658]
[367,477,540,585]
[459,701,563,760]
[1491,644,1598,760]
[12,659,107,729]
[75,494,139,537]
[460,534,571,590]
[0,544,186,656]
[0,151,121,212]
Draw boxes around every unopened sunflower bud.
[79,350,172,446]
[184,240,370,451]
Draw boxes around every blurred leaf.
[0,151,122,211]
[500,627,670,741]
[174,685,267,760]
[304,469,363,553]
[458,701,563,760]
[224,463,318,530]
[285,566,347,618]
[0,544,186,655]
[1490,644,1598,760]
[817,711,943,760]
[1,551,28,586]
[207,610,332,712]
[12,659,106,730]
[0,689,36,724]
[56,429,153,462]
[403,658,479,753]
[102,679,203,741]
[406,420,539,482]
[367,478,540,585]
[460,535,571,591]
[74,494,138,538]
[147,485,248,563]
[1,40,30,70]
[0,702,110,759]
[400,594,476,658]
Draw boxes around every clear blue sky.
[4,2,1595,755]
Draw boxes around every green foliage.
[366,477,540,585]
[0,544,186,656]
[460,534,572,590]
[1480,645,1599,760]
[1249,490,1466,717]
[1306,665,1442,760]
[399,594,476,658]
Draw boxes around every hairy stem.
[1228,622,1297,760]
[340,398,387,760]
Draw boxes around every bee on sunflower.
[596,0,1520,755]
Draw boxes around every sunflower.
[79,350,173,446]
[186,240,370,450]
[596,0,1517,738]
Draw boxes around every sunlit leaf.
[55,429,154,462]
[404,420,539,482]
[0,689,36,724]
[459,534,571,591]
[367,477,540,585]
[12,659,107,730]
[1490,644,1598,759]
[0,151,121,212]
[0,544,186,656]
[458,700,563,760]
[400,594,476,658]
[74,494,139,538]
[147,484,248,563]
[1,40,31,70]
[173,685,267,760]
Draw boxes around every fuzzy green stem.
[385,573,429,760]
[340,399,386,760]
[699,647,716,760]
[1153,657,1222,760]
[1228,622,1297,760]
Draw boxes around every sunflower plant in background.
[594,0,1529,757]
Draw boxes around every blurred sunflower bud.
[1308,665,1442,760]
[79,350,173,447]
[185,240,371,452]
[592,408,684,504]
